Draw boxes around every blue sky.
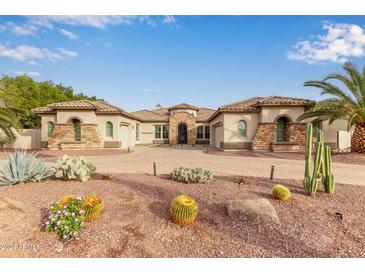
[1,16,365,111]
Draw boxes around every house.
[32,96,348,151]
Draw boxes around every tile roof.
[32,100,140,120]
[168,103,199,111]
[130,109,169,122]
[130,106,215,122]
[219,97,264,111]
[255,96,315,106]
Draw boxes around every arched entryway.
[71,118,81,141]
[178,122,188,144]
[276,116,291,142]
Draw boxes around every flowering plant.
[44,196,86,242]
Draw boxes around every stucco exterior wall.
[56,110,97,124]
[3,129,41,149]
[96,115,121,142]
[210,114,224,148]
[260,106,305,123]
[41,114,56,142]
[140,122,169,144]
[223,113,260,143]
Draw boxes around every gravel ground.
[206,150,365,165]
[0,173,364,258]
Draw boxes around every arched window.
[72,119,81,141]
[47,121,54,137]
[237,120,247,137]
[106,121,113,138]
[276,117,290,142]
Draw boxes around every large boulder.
[226,198,279,224]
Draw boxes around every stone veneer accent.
[252,122,306,151]
[48,123,102,149]
[169,112,196,145]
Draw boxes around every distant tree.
[297,62,365,153]
[0,75,97,128]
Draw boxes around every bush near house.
[170,167,213,184]
[0,150,53,185]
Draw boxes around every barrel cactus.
[81,195,104,221]
[54,155,96,182]
[169,195,198,225]
[170,167,213,184]
[272,184,291,201]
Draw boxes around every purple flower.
[74,218,79,222]
[64,226,68,229]
[63,235,67,239]
[57,220,61,225]
[80,222,84,226]
[63,205,67,209]
[79,210,85,214]
[45,221,50,225]
[73,231,78,235]
[76,196,82,200]
[71,212,75,216]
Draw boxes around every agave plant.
[54,155,96,182]
[0,150,53,185]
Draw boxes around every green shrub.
[170,167,213,184]
[0,150,53,185]
[54,155,96,182]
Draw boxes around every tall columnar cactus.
[321,145,335,194]
[303,123,323,196]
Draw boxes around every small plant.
[0,150,53,185]
[81,195,104,221]
[169,194,198,225]
[170,167,213,184]
[272,184,291,201]
[54,155,96,182]
[44,196,86,242]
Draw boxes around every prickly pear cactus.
[272,184,291,201]
[54,155,96,182]
[170,167,213,184]
[169,195,198,225]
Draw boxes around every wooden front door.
[178,123,187,144]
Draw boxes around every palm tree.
[0,87,20,146]
[297,62,365,153]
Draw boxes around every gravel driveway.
[46,146,365,186]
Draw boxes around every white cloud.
[56,48,79,58]
[14,71,40,77]
[287,22,365,64]
[141,88,161,93]
[59,29,78,40]
[0,43,78,65]
[162,16,176,25]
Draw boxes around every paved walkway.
[72,146,365,186]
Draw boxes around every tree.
[0,88,20,146]
[297,62,365,153]
[0,75,97,128]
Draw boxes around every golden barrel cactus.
[58,195,76,207]
[169,195,198,225]
[81,195,104,221]
[272,184,291,201]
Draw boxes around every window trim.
[237,120,247,137]
[196,125,210,140]
[136,123,140,141]
[105,121,113,138]
[47,121,55,137]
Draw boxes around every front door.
[178,123,187,144]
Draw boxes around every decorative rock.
[226,198,280,224]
